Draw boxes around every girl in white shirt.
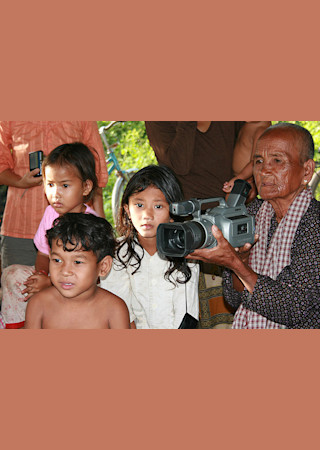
[100,165,199,329]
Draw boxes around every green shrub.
[97,121,156,225]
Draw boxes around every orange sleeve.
[0,121,14,172]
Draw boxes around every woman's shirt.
[223,198,320,329]
[100,242,199,329]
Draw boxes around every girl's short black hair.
[46,213,116,262]
[43,142,99,202]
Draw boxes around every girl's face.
[125,185,171,249]
[44,164,93,215]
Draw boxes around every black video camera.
[157,179,255,258]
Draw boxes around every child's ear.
[98,255,113,277]
[83,179,93,197]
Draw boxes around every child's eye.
[135,203,143,208]
[52,258,61,263]
[63,184,69,188]
[47,183,54,187]
[74,260,83,265]
[155,205,163,209]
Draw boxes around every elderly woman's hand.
[186,225,259,295]
[234,234,259,264]
[186,225,240,268]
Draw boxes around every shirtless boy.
[25,213,130,329]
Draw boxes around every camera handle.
[169,180,251,219]
[170,197,227,219]
[193,198,227,218]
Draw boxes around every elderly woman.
[187,123,320,329]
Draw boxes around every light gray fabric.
[1,235,37,268]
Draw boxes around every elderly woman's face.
[253,131,306,203]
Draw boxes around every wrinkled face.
[49,240,111,300]
[44,164,92,215]
[253,131,309,205]
[125,185,171,242]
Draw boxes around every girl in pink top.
[2,142,100,328]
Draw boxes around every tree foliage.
[97,121,156,224]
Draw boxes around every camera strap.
[178,284,198,329]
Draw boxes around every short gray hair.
[259,122,314,162]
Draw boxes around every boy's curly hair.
[46,213,116,262]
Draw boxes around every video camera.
[157,179,255,258]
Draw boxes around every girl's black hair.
[116,164,191,284]
[46,213,116,262]
[43,142,99,202]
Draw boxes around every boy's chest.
[43,300,109,329]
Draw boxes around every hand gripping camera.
[157,179,255,258]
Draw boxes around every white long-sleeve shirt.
[100,243,199,329]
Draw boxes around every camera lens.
[157,221,209,257]
[170,229,185,249]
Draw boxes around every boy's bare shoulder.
[25,286,58,328]
[96,287,130,328]
[27,286,57,307]
[97,287,127,309]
